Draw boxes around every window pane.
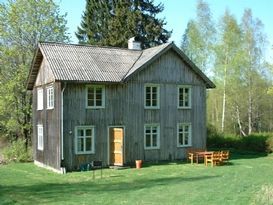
[78,129,84,137]
[96,99,102,106]
[152,134,157,147]
[146,134,151,147]
[86,137,92,151]
[88,99,94,107]
[145,127,151,134]
[152,127,157,134]
[179,133,183,145]
[77,138,84,152]
[152,99,157,106]
[86,129,92,136]
[184,133,189,145]
[152,87,157,94]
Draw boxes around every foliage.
[76,0,171,48]
[0,0,70,144]
[181,0,216,73]
[207,125,273,153]
[2,139,32,162]
[184,1,272,135]
[1,153,273,204]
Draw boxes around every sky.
[58,0,273,60]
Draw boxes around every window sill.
[86,107,105,109]
[144,147,160,150]
[144,107,160,110]
[177,107,191,110]
[177,145,192,148]
[75,151,95,155]
[47,107,54,110]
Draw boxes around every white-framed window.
[86,85,105,108]
[37,124,43,150]
[177,123,192,147]
[37,88,43,110]
[75,126,95,154]
[144,124,160,149]
[144,84,160,109]
[178,86,191,108]
[46,86,54,109]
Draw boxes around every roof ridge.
[39,41,142,52]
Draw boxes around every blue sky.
[59,0,273,60]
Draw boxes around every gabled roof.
[27,42,215,90]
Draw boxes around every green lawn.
[1,153,273,205]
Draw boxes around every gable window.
[75,126,95,154]
[145,84,160,109]
[177,123,192,147]
[144,124,160,149]
[47,86,54,109]
[86,85,105,108]
[37,88,43,110]
[37,125,43,150]
[178,86,191,108]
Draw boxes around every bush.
[2,139,32,162]
[207,125,273,153]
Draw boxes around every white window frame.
[144,84,160,109]
[75,126,95,154]
[177,85,192,109]
[86,85,105,109]
[37,124,43,151]
[177,123,192,147]
[144,124,160,150]
[46,86,54,109]
[37,88,43,110]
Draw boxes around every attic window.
[46,86,54,109]
[86,85,105,109]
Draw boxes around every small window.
[37,125,43,150]
[178,86,191,108]
[86,85,105,108]
[144,124,160,149]
[177,123,192,147]
[47,86,54,109]
[75,126,95,154]
[37,88,43,110]
[145,84,160,109]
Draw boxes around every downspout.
[61,82,67,173]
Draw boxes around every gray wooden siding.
[63,49,207,170]
[32,73,61,170]
[34,59,55,87]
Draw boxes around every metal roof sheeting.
[27,42,215,90]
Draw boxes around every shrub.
[207,125,273,153]
[2,139,32,162]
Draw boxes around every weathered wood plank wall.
[63,50,207,170]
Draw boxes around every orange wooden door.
[110,128,124,166]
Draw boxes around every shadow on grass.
[0,174,219,204]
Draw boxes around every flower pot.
[135,160,142,169]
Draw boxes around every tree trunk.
[221,54,228,132]
[236,105,246,136]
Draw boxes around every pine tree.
[76,0,171,48]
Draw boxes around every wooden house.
[27,39,215,173]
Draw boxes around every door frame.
[107,125,125,166]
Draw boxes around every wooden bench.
[186,148,206,164]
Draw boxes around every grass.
[1,153,273,205]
